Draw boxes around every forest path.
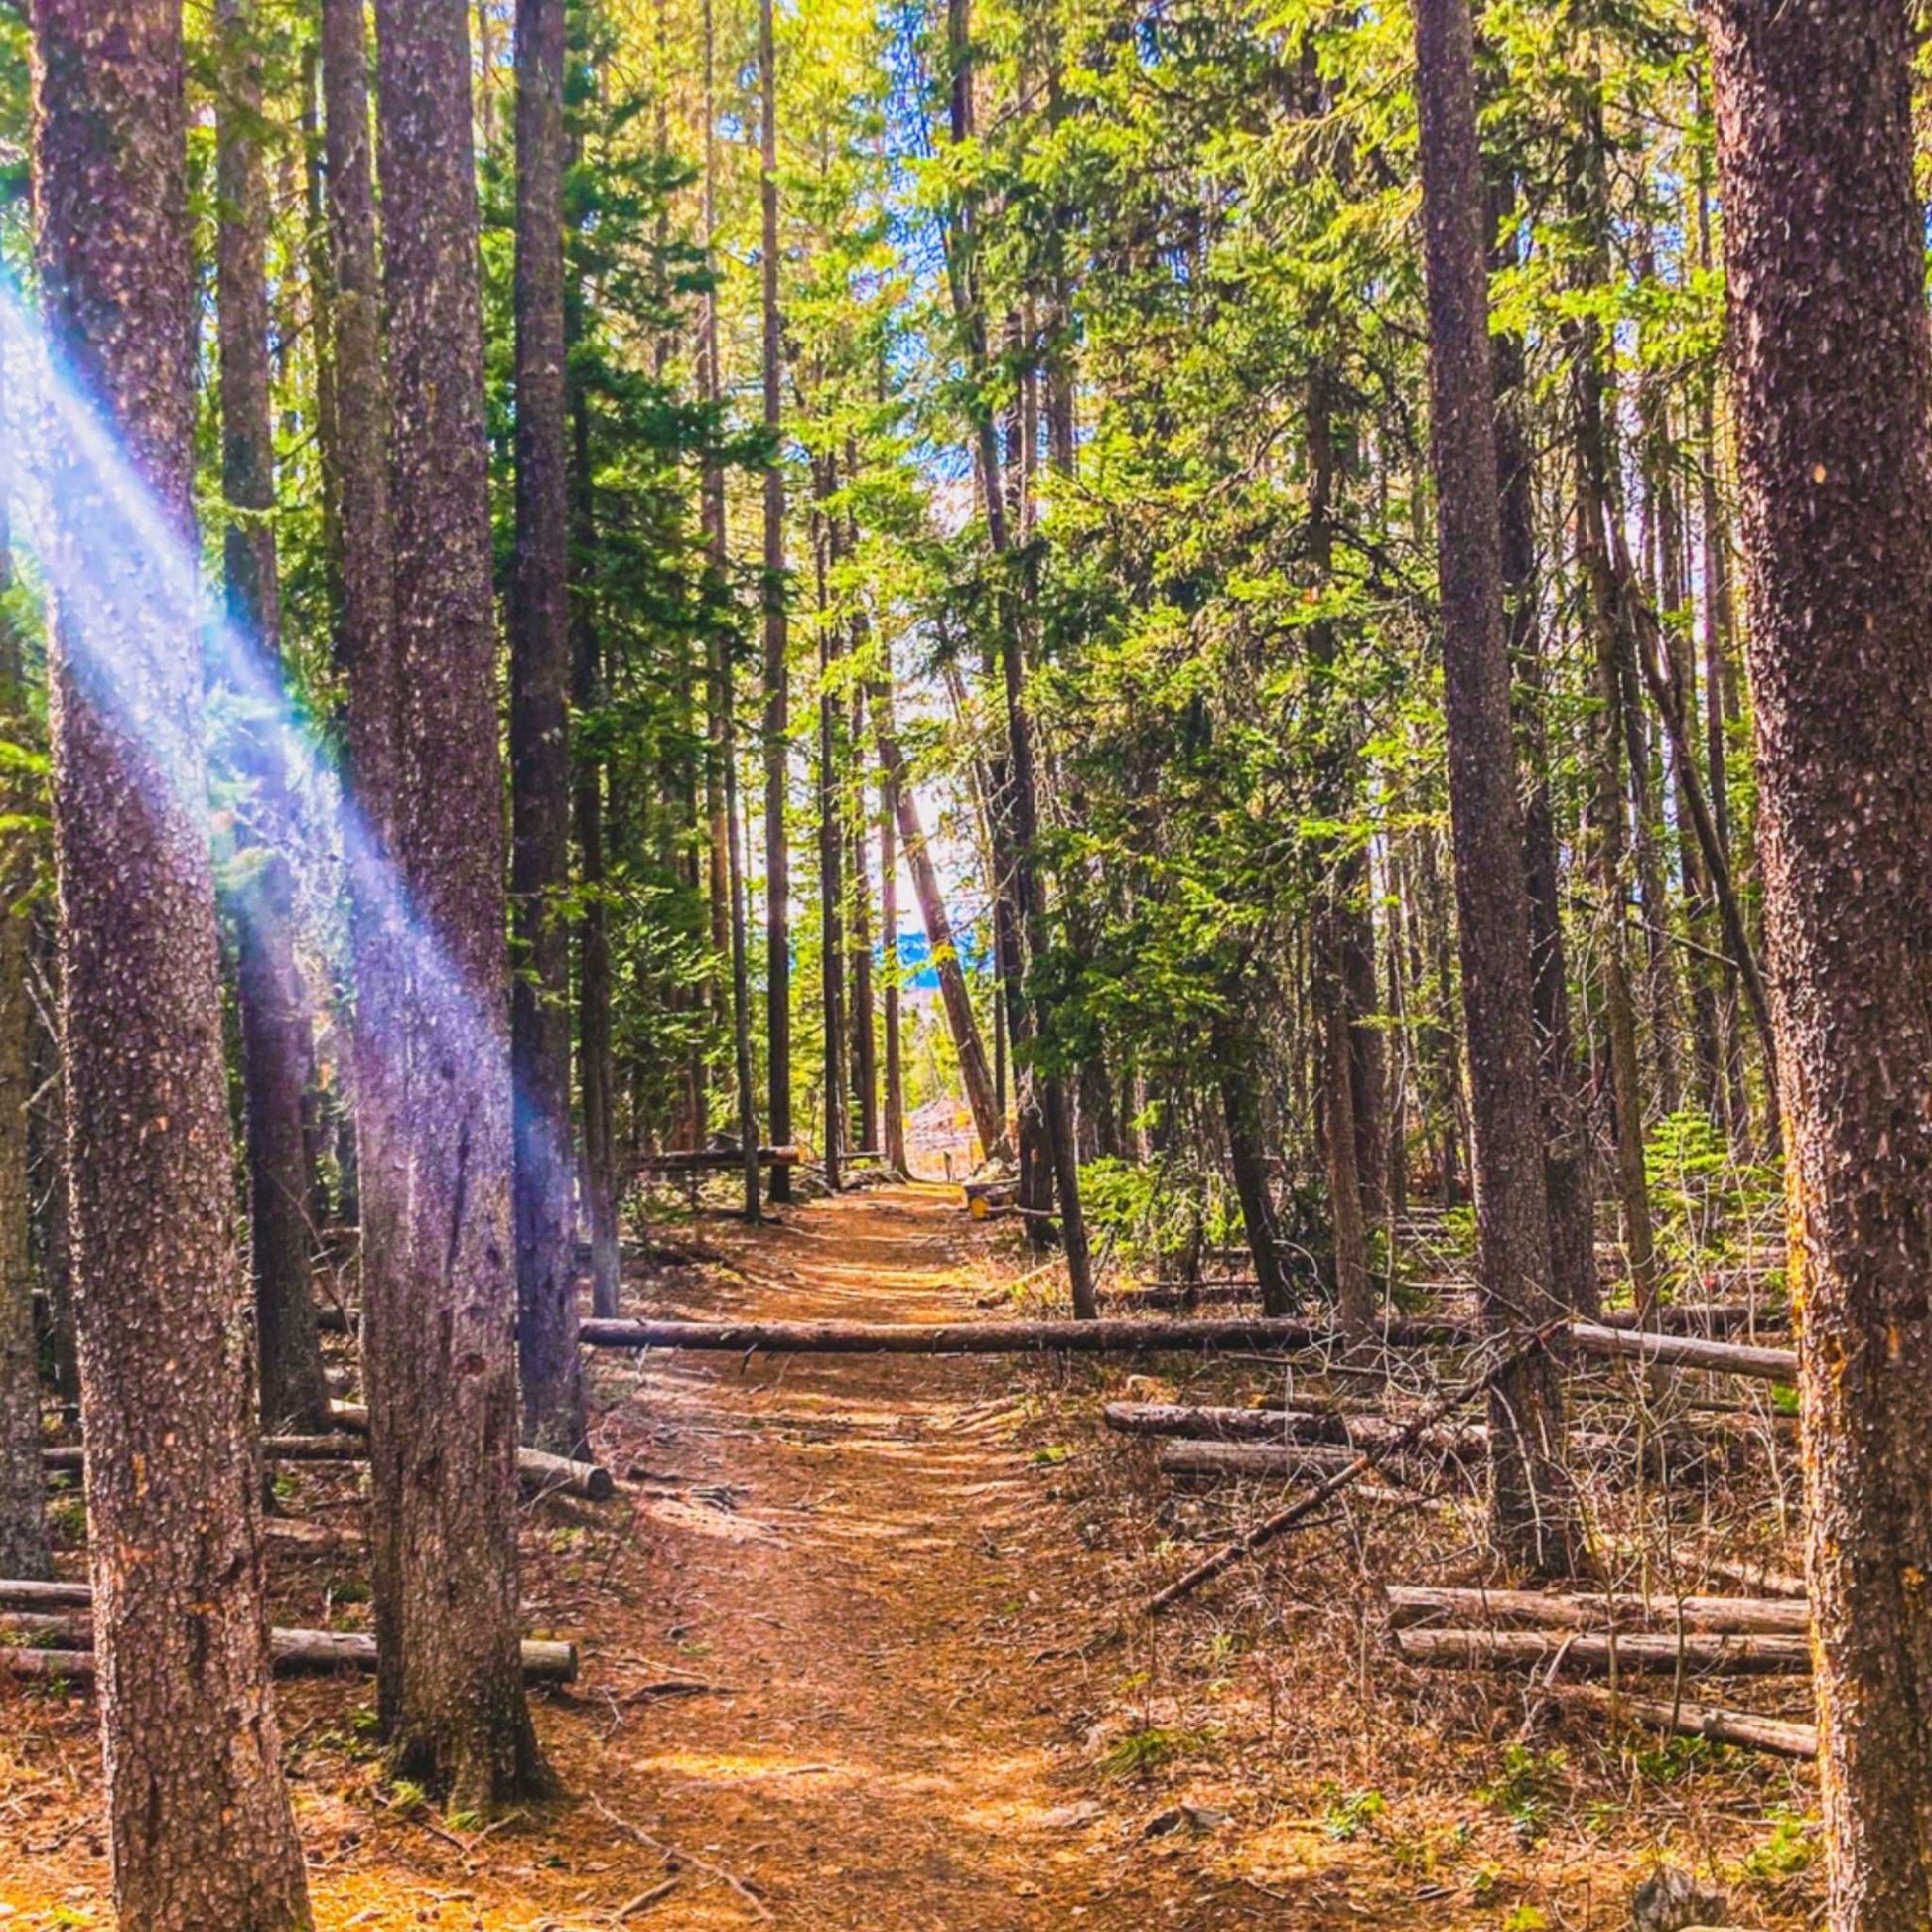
[518,1179,1272,1931]
[0,1182,1282,1931]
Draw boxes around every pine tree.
[509,0,585,1453]
[1708,0,1932,1915]
[31,3,311,1920]
[363,0,549,1808]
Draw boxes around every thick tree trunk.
[0,392,46,1583]
[759,0,792,1203]
[320,0,408,1416]
[217,0,330,1435]
[509,0,584,1453]
[1708,4,1932,1921]
[1411,0,1575,1578]
[366,0,548,1808]
[30,5,313,1922]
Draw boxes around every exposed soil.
[0,1181,1823,1930]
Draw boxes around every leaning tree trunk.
[216,0,330,1434]
[365,0,548,1809]
[1411,0,1576,1579]
[0,385,45,1583]
[509,0,584,1453]
[1708,3,1932,1920]
[30,4,312,1923]
[873,693,1004,1163]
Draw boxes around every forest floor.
[1,1181,1823,1930]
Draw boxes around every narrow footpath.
[517,1179,1270,1930]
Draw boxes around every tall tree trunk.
[1411,0,1575,1578]
[814,483,846,1190]
[848,685,878,1156]
[366,0,548,1807]
[1491,181,1597,1318]
[571,388,623,1295]
[1708,3,1932,1919]
[30,5,313,1922]
[759,0,792,1202]
[946,0,1092,1314]
[1214,1012,1292,1316]
[1568,172,1661,1322]
[0,379,46,1583]
[509,0,583,1452]
[217,0,331,1435]
[879,734,908,1175]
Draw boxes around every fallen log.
[1563,1684,1816,1759]
[1104,1402,1486,1457]
[1159,1441,1368,1479]
[0,1628,576,1682]
[1392,1626,1809,1675]
[1382,1585,1806,1634]
[1570,1323,1796,1382]
[578,1314,1478,1355]
[1701,1555,1807,1601]
[44,1438,614,1503]
[1157,1442,1431,1503]
[635,1145,801,1173]
[1595,1303,1790,1336]
[0,1578,93,1611]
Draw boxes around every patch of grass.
[1030,1445,1072,1466]
[1478,1744,1565,1843]
[1631,1732,1716,1785]
[1321,1788,1387,1842]
[1735,1806,1819,1886]
[1096,1725,1196,1780]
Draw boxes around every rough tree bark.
[365,0,548,1807]
[216,0,331,1434]
[1706,3,1932,1920]
[30,4,313,1922]
[1411,0,1575,1578]
[0,373,46,1583]
[509,0,584,1452]
[759,0,792,1203]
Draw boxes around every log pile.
[1383,1581,1815,1753]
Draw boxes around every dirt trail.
[0,1183,1272,1931]
[541,1180,1261,1930]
